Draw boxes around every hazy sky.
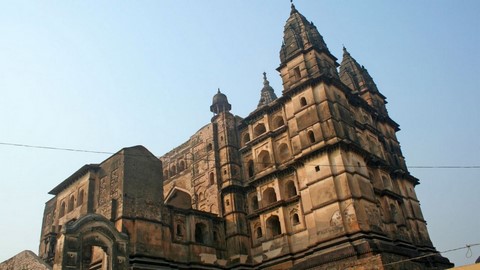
[0,1,479,266]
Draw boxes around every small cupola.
[210,89,232,114]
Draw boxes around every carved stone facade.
[38,4,452,270]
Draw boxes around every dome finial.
[217,88,221,93]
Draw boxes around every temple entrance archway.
[53,214,129,270]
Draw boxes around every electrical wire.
[384,243,480,266]
[1,141,479,169]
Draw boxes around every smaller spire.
[257,72,277,108]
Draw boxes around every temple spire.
[339,47,388,114]
[257,72,277,108]
[277,4,339,93]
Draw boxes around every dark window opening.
[59,201,66,217]
[77,190,84,207]
[294,66,301,80]
[272,116,285,129]
[254,123,266,137]
[266,216,281,237]
[263,188,277,205]
[286,181,297,198]
[209,172,215,185]
[307,130,316,143]
[243,133,250,144]
[195,223,207,244]
[68,195,75,212]
[300,97,307,107]
[258,150,271,170]
[178,160,185,172]
[256,227,263,238]
[251,195,259,211]
[278,143,290,161]
[176,224,183,236]
[292,213,300,225]
[247,160,254,178]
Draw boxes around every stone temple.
[36,4,452,270]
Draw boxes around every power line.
[1,141,479,169]
[384,243,480,266]
[0,142,115,155]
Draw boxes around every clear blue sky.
[0,1,479,266]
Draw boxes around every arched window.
[207,143,213,152]
[254,123,266,137]
[195,223,207,243]
[258,150,271,170]
[266,215,281,237]
[263,187,277,205]
[163,169,169,179]
[286,181,297,198]
[300,97,307,107]
[251,195,259,211]
[59,201,66,217]
[243,133,251,144]
[256,227,263,238]
[390,204,398,224]
[170,165,177,176]
[292,213,300,225]
[176,224,183,236]
[178,160,185,172]
[307,130,316,143]
[294,66,301,80]
[68,195,75,212]
[77,189,84,207]
[278,143,290,161]
[247,160,254,178]
[209,172,215,185]
[272,116,285,129]
[382,176,391,189]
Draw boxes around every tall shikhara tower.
[238,3,452,269]
[37,4,452,270]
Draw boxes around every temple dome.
[210,89,232,114]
